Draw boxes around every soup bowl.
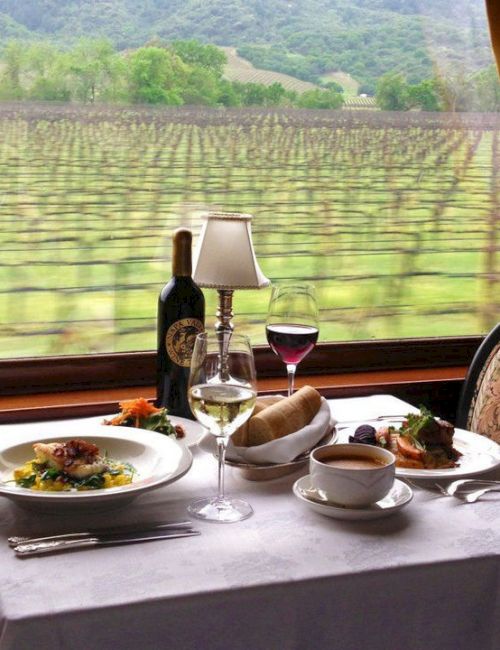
[310,443,396,507]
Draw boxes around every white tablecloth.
[1,395,499,650]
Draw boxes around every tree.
[407,79,440,111]
[297,88,343,109]
[322,80,344,94]
[433,69,473,112]
[69,39,125,103]
[376,72,409,111]
[217,80,241,106]
[239,82,268,106]
[181,68,220,106]
[470,65,500,111]
[265,82,287,105]
[0,40,25,99]
[25,42,71,101]
[129,47,187,105]
[170,40,226,78]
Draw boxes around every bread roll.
[247,385,322,447]
[231,395,283,446]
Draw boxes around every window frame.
[0,336,482,397]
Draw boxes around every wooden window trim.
[0,336,481,397]
[0,365,467,424]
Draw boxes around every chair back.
[456,323,500,440]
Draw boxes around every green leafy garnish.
[105,399,181,438]
[121,461,137,477]
[18,474,37,488]
[399,406,436,451]
[41,468,62,481]
[142,410,177,436]
[76,473,106,489]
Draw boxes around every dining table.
[1,394,500,650]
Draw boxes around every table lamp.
[193,211,270,338]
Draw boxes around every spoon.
[301,484,330,504]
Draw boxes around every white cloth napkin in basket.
[198,397,335,465]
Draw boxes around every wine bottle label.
[165,318,204,367]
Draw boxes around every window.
[0,1,498,366]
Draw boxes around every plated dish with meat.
[12,439,136,492]
[342,408,500,479]
[0,425,192,512]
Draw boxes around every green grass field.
[0,103,498,358]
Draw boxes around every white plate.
[0,425,192,512]
[338,425,500,479]
[86,414,204,448]
[293,475,413,520]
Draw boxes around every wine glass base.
[188,496,253,523]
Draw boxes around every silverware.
[461,486,500,503]
[14,528,200,557]
[403,478,500,503]
[8,520,193,547]
[299,484,330,504]
[435,479,500,497]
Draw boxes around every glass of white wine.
[187,331,257,523]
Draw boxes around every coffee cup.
[310,443,396,507]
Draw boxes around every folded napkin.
[198,397,335,465]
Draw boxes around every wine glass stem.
[217,437,228,501]
[286,364,296,397]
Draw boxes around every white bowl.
[310,443,395,507]
[0,426,192,512]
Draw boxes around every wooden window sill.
[0,366,467,424]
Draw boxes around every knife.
[14,528,201,557]
[8,520,194,547]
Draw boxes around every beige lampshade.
[193,212,270,289]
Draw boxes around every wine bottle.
[156,228,205,419]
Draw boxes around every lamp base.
[215,289,234,381]
[215,289,234,335]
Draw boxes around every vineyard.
[0,102,498,358]
[343,96,377,109]
[222,47,318,93]
[322,72,360,97]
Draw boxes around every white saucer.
[293,475,413,520]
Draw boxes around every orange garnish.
[118,397,161,420]
[104,412,129,426]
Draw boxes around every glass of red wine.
[266,283,319,397]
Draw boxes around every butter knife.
[14,528,201,557]
[8,520,193,547]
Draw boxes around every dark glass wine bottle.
[156,228,205,419]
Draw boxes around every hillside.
[222,47,317,93]
[0,0,493,90]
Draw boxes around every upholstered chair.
[456,323,500,441]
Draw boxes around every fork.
[461,487,500,503]
[434,479,500,499]
[403,478,500,499]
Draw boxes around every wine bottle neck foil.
[172,228,192,277]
